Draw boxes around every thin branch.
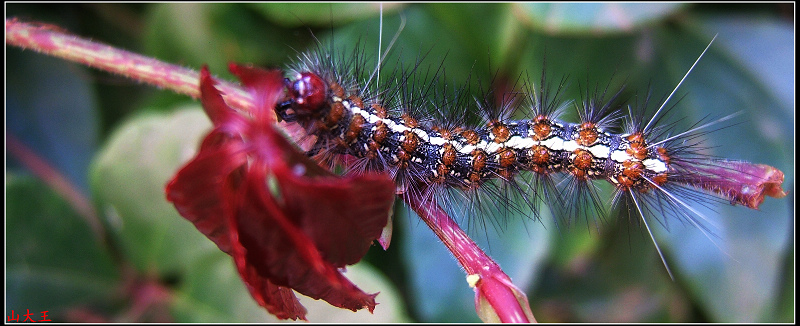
[6,132,105,242]
[404,191,536,323]
[6,18,252,112]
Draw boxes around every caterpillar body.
[279,64,667,218]
[275,36,783,234]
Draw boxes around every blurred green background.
[6,3,794,323]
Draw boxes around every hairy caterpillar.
[264,3,792,324]
[6,3,790,323]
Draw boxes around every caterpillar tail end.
[689,161,788,210]
[742,164,788,208]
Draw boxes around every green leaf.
[514,3,688,34]
[7,174,119,319]
[249,3,401,27]
[90,106,217,276]
[168,251,268,322]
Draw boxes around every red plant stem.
[6,132,105,242]
[404,193,494,275]
[405,192,535,323]
[5,18,252,112]
[7,17,536,323]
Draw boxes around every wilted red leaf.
[165,64,396,320]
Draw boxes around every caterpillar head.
[277,72,329,122]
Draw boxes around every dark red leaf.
[199,66,249,133]
[166,63,397,320]
[278,167,396,267]
[228,63,286,125]
[165,134,246,254]
[236,256,308,321]
[246,113,396,266]
[227,162,380,312]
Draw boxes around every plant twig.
[6,132,105,242]
[6,18,252,112]
[405,191,536,323]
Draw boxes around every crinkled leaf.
[165,139,245,254]
[227,63,397,267]
[166,66,395,318]
[92,106,405,322]
[279,169,397,267]
[228,164,379,314]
